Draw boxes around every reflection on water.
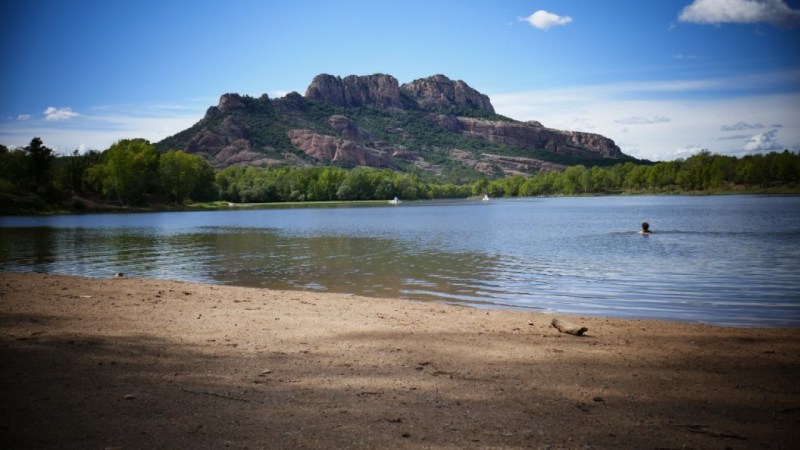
[2,195,799,327]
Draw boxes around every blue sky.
[1,0,798,161]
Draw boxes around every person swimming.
[640,222,651,234]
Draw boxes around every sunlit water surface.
[2,195,799,327]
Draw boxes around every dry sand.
[1,272,798,449]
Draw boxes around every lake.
[2,195,799,327]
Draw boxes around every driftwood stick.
[676,424,747,441]
[551,318,588,336]
[180,388,263,404]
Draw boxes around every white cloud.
[44,106,79,121]
[679,0,800,27]
[744,129,784,152]
[615,116,671,125]
[721,121,764,131]
[17,114,31,121]
[521,10,573,30]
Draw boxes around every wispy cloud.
[717,134,753,140]
[721,121,764,131]
[44,106,79,121]
[679,0,800,27]
[520,10,573,31]
[16,114,31,121]
[615,116,671,125]
[671,54,702,60]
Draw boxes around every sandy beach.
[1,272,798,449]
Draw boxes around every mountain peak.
[304,73,404,109]
[401,75,495,114]
[303,73,494,114]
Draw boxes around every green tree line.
[485,150,800,197]
[2,137,799,214]
[1,138,216,212]
[215,165,470,203]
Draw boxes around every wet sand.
[1,272,798,449]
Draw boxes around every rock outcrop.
[437,117,623,160]
[288,129,393,168]
[445,149,566,176]
[328,115,372,142]
[303,73,495,114]
[401,75,495,114]
[217,93,247,112]
[185,116,274,167]
[305,74,405,109]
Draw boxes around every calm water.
[2,195,799,327]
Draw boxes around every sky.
[1,0,799,161]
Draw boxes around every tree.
[623,165,649,191]
[561,165,587,194]
[646,160,680,190]
[191,157,218,201]
[588,165,614,193]
[312,167,347,201]
[54,149,101,195]
[471,178,489,197]
[337,168,375,200]
[159,150,216,203]
[770,150,800,184]
[395,173,427,200]
[0,147,27,194]
[677,150,712,190]
[88,139,160,205]
[24,137,55,196]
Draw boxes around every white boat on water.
[482,194,490,201]
[389,197,401,205]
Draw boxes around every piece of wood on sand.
[551,318,588,336]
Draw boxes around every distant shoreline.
[4,189,799,216]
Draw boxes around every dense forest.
[1,137,799,214]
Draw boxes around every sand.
[1,272,798,449]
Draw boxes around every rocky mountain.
[158,74,632,181]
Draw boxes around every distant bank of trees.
[483,150,800,197]
[2,137,799,213]
[215,165,470,203]
[1,138,216,211]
